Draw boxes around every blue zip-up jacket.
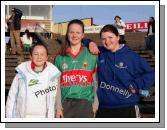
[96,45,155,108]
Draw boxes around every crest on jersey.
[83,61,88,69]
[62,63,68,69]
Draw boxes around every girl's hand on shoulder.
[89,42,100,55]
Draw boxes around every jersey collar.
[67,46,83,59]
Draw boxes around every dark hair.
[60,19,84,56]
[100,24,123,44]
[148,16,155,26]
[149,16,155,21]
[25,29,31,39]
[30,43,48,56]
[114,15,121,20]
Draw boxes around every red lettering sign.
[125,21,148,30]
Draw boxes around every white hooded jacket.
[6,61,61,118]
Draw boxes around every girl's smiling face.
[30,45,48,68]
[101,31,120,52]
[67,23,84,46]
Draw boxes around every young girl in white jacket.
[21,29,32,52]
[6,43,62,118]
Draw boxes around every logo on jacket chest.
[115,62,127,69]
[28,79,40,86]
[100,59,105,63]
[99,59,127,69]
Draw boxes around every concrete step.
[140,54,152,59]
[5,54,30,59]
[5,59,18,63]
[146,58,155,62]
[6,62,18,67]
[135,50,154,54]
[5,72,16,77]
[5,67,15,71]
[5,77,14,85]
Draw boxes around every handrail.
[35,23,55,39]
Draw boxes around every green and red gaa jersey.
[54,46,97,103]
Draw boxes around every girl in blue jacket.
[84,24,155,118]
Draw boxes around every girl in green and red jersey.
[54,19,98,118]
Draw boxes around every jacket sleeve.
[6,75,19,118]
[130,55,155,90]
[82,38,92,47]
